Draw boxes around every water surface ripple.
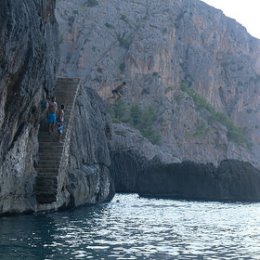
[0,194,260,259]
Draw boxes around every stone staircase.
[35,78,80,204]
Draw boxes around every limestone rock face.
[138,160,260,202]
[56,0,260,200]
[110,124,260,202]
[66,87,114,207]
[56,0,260,169]
[109,123,180,192]
[0,0,58,214]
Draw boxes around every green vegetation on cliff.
[110,101,161,144]
[110,100,128,123]
[181,82,249,148]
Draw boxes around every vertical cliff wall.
[65,87,114,207]
[56,0,260,169]
[0,0,58,214]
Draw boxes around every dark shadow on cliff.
[110,152,260,202]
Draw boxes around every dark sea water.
[0,194,260,260]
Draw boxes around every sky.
[201,0,260,39]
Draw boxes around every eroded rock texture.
[109,123,180,192]
[65,87,114,207]
[56,0,260,201]
[56,0,260,168]
[0,0,58,214]
[138,160,260,202]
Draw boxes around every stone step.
[40,128,66,133]
[37,174,58,179]
[56,81,79,86]
[56,78,78,82]
[37,168,59,173]
[38,155,62,161]
[39,152,63,158]
[56,97,76,102]
[36,184,58,190]
[37,164,59,169]
[56,89,77,93]
[36,187,57,193]
[56,92,76,97]
[39,142,63,148]
[36,194,57,204]
[38,153,61,158]
[36,189,57,195]
[36,173,57,179]
[56,80,78,84]
[36,189,58,196]
[39,147,63,153]
[56,84,76,89]
[38,139,62,143]
[56,92,77,96]
[38,155,61,160]
[56,82,78,87]
[56,90,76,94]
[57,95,74,99]
[38,138,60,143]
[56,91,76,96]
[38,132,58,135]
[37,168,59,174]
[56,87,77,91]
[38,133,59,138]
[39,150,62,154]
[36,77,79,205]
[36,175,58,181]
[39,149,62,154]
[38,139,60,144]
[38,132,59,136]
[39,140,61,144]
[55,91,77,96]
[36,177,58,186]
[56,82,79,87]
[37,159,60,164]
[38,152,62,157]
[39,141,63,146]
[56,77,79,82]
[38,133,60,138]
[39,140,63,144]
[56,83,77,88]
[55,95,74,100]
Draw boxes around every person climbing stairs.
[35,77,80,204]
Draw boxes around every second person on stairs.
[57,104,65,143]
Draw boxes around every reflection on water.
[0,194,260,260]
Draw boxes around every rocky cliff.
[0,1,114,215]
[56,0,260,196]
[56,0,260,169]
[0,0,58,214]
[65,86,114,207]
[138,159,260,202]
[35,79,114,213]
